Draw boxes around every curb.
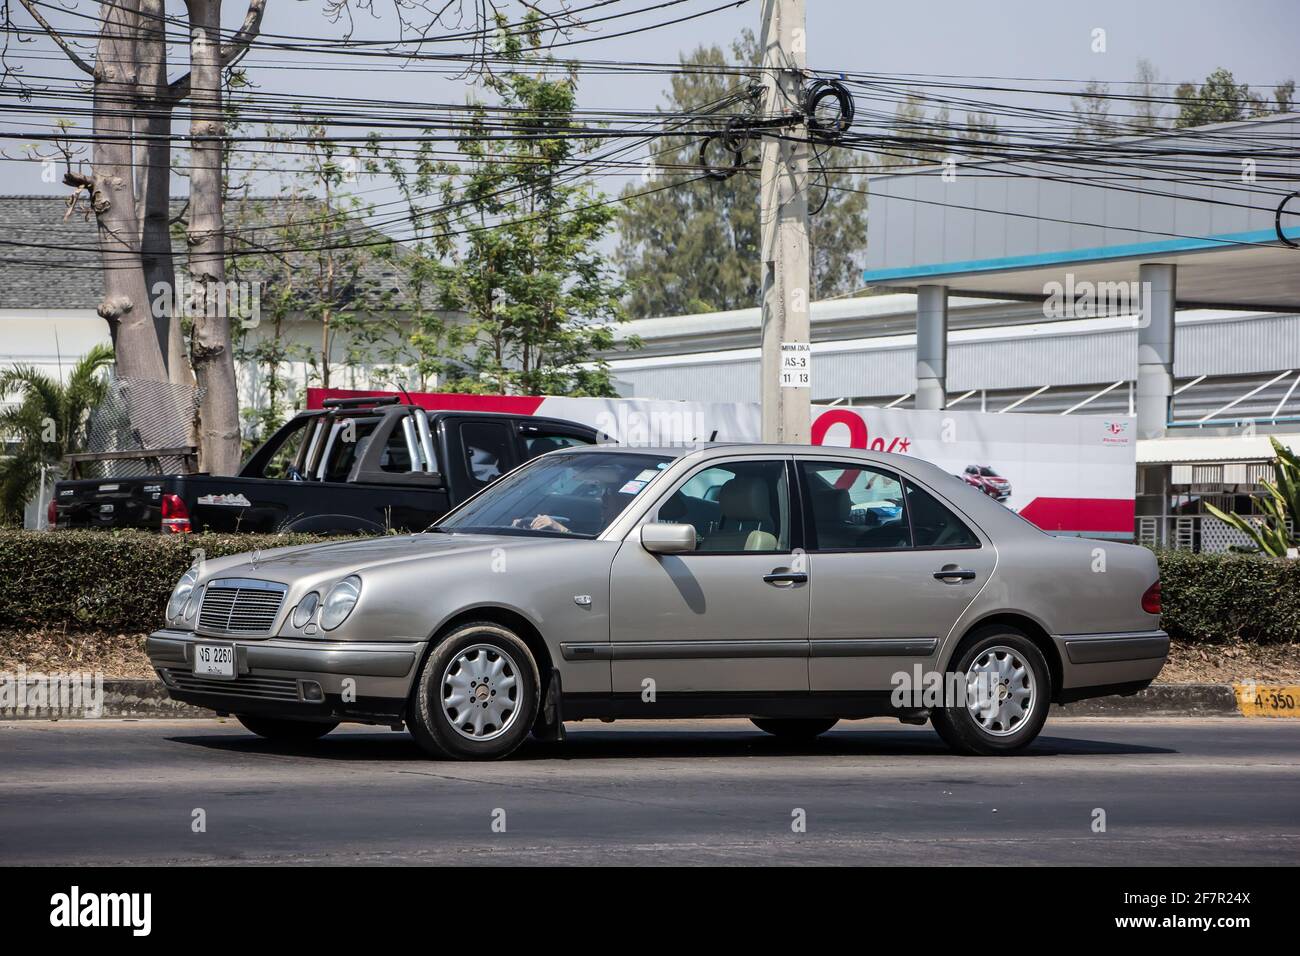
[0,679,208,720]
[0,678,1250,720]
[1051,683,1239,718]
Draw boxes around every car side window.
[658,460,790,553]
[520,429,594,462]
[906,480,980,548]
[460,422,514,488]
[799,461,912,551]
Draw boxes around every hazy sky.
[1,0,1296,200]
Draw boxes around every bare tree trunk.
[137,0,195,390]
[185,0,241,474]
[70,0,168,383]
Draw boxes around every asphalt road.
[1,717,1298,865]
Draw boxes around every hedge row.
[0,529,346,632]
[1,530,1297,643]
[1155,549,1300,646]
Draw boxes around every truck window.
[520,428,595,462]
[260,419,310,479]
[318,418,380,483]
[379,426,416,473]
[460,422,513,488]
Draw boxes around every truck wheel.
[409,622,540,760]
[931,628,1050,755]
[236,715,338,741]
[751,718,838,739]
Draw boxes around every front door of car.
[609,457,809,697]
[796,459,996,693]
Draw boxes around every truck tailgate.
[53,477,165,530]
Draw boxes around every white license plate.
[194,644,236,678]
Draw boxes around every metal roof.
[860,114,1300,311]
[1136,433,1300,464]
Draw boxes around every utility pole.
[758,0,811,443]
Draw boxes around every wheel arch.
[419,605,555,687]
[948,612,1063,702]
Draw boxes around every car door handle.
[763,571,808,585]
[933,568,977,581]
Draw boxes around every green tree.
[388,19,628,396]
[229,121,405,442]
[1175,68,1294,128]
[0,344,114,524]
[616,31,869,317]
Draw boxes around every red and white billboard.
[307,388,1136,538]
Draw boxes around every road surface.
[1,717,1297,865]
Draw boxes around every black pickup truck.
[49,396,601,534]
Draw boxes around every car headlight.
[320,576,361,631]
[184,584,205,621]
[167,566,199,622]
[292,591,320,628]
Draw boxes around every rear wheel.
[751,717,838,739]
[409,622,540,760]
[236,715,338,741]
[931,628,1050,755]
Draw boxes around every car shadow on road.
[168,725,1175,762]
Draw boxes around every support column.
[915,284,949,410]
[1136,263,1176,439]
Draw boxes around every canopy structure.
[861,114,1300,438]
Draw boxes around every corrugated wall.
[611,313,1300,404]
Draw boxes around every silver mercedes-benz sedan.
[147,444,1167,759]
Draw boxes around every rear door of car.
[796,458,995,693]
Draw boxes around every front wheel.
[409,622,540,760]
[931,629,1050,755]
[751,717,838,739]
[236,715,338,741]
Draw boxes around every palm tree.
[0,344,115,525]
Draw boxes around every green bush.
[0,529,347,632]
[1,530,1297,645]
[1155,549,1300,645]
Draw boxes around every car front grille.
[198,579,287,635]
[163,669,301,701]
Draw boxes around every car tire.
[751,718,838,739]
[236,715,338,741]
[931,628,1050,755]
[409,622,540,761]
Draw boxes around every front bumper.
[146,629,425,725]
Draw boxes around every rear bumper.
[1054,629,1169,695]
[146,629,424,725]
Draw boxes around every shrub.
[1155,549,1300,645]
[1,530,1297,646]
[0,529,347,633]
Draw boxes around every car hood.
[199,532,556,586]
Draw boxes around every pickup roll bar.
[321,395,402,410]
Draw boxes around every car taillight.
[46,497,57,528]
[1141,581,1161,615]
[161,494,192,534]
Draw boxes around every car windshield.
[978,467,999,477]
[435,451,673,538]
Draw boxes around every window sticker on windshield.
[633,469,660,482]
[619,480,648,495]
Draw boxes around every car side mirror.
[641,522,696,555]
